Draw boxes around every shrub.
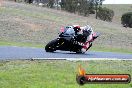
[89,10,95,14]
[97,7,114,22]
[121,12,132,28]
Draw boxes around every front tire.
[45,39,58,52]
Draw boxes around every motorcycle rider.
[73,25,94,53]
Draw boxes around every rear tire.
[76,50,84,54]
[45,39,58,52]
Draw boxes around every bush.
[97,7,114,22]
[89,10,95,14]
[121,12,132,28]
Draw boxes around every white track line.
[32,58,132,61]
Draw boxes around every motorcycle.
[45,26,99,53]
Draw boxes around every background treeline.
[59,0,114,21]
[10,0,114,22]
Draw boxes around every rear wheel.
[76,50,84,54]
[45,39,59,52]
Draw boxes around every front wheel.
[45,39,59,52]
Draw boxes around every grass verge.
[0,60,132,88]
[0,40,43,48]
[91,45,132,54]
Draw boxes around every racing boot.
[81,42,90,53]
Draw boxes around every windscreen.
[63,26,75,35]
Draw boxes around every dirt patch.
[14,17,43,31]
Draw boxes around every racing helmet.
[84,25,92,31]
[83,25,93,36]
[73,25,81,34]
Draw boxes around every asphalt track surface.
[0,46,132,60]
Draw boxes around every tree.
[76,0,91,16]
[93,0,105,19]
[97,7,114,22]
[59,0,105,18]
[47,0,54,8]
[121,12,132,28]
[60,0,66,10]
[24,0,33,3]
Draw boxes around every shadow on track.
[46,50,95,56]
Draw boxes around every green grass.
[0,40,43,48]
[0,60,132,88]
[91,45,132,54]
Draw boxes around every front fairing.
[59,26,75,41]
[57,26,82,52]
[59,26,75,35]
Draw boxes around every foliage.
[77,0,91,16]
[47,0,54,8]
[24,0,32,3]
[60,0,106,17]
[60,0,93,16]
[121,12,132,28]
[64,0,77,13]
[97,7,114,22]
